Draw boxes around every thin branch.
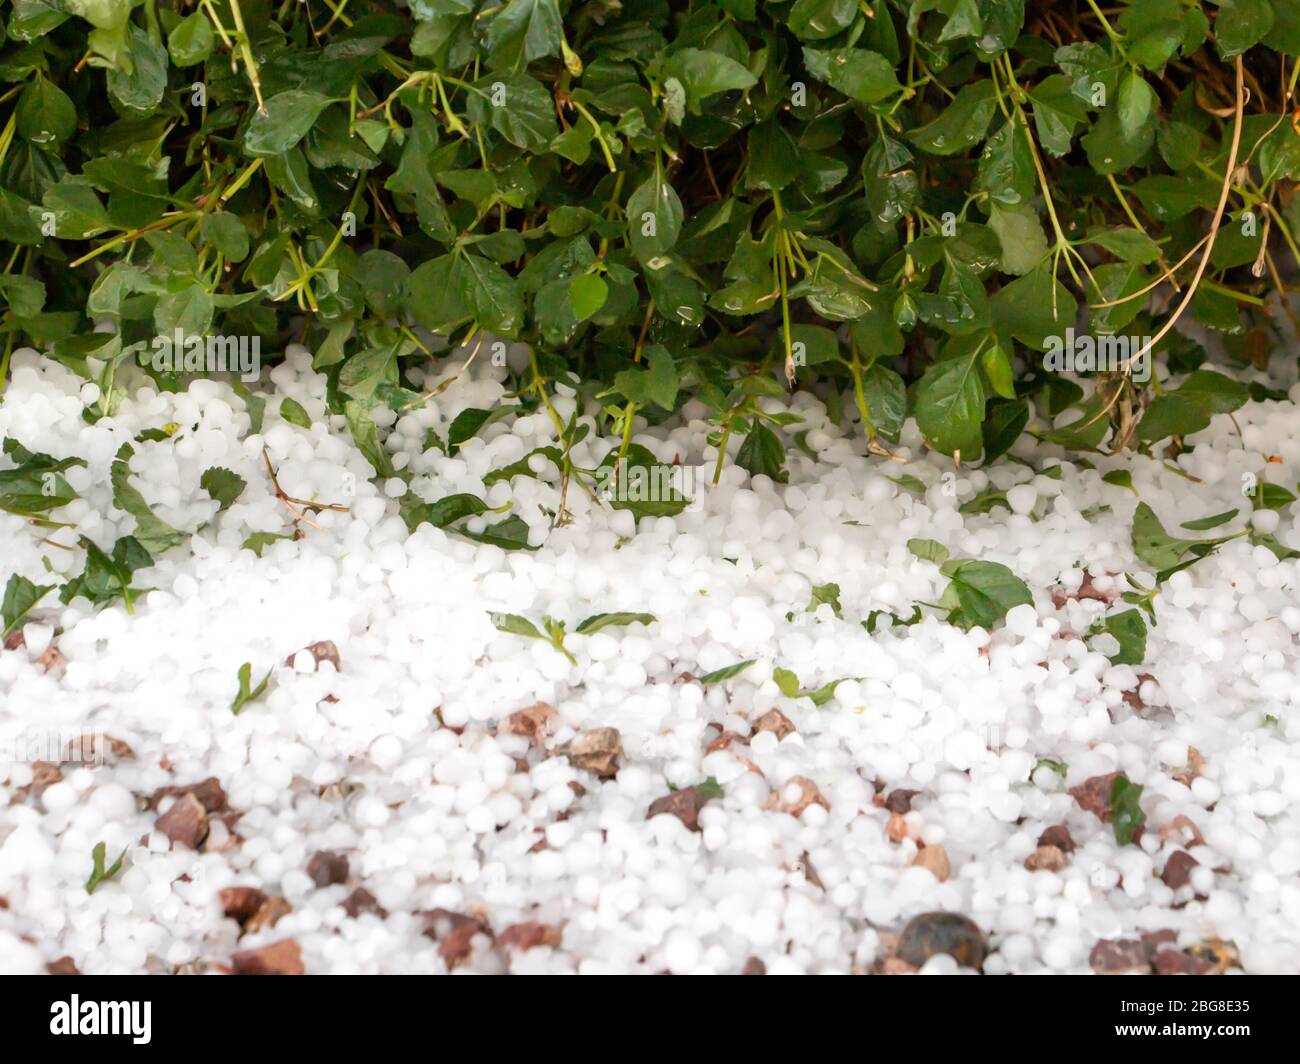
[1125,56,1246,374]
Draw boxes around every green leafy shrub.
[0,0,1297,479]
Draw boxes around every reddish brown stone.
[500,702,556,744]
[1173,747,1207,788]
[69,734,134,763]
[231,939,304,975]
[1070,772,1121,821]
[1162,850,1199,891]
[341,887,387,919]
[566,727,622,778]
[244,895,291,934]
[1051,572,1118,608]
[1037,823,1075,853]
[647,786,714,832]
[741,957,766,975]
[755,709,795,740]
[423,909,493,969]
[1119,673,1158,714]
[306,850,349,887]
[1089,938,1149,975]
[149,777,227,813]
[219,886,269,925]
[1140,929,1179,960]
[913,844,950,881]
[498,922,562,952]
[204,816,243,853]
[766,776,829,818]
[46,956,79,975]
[706,730,742,753]
[287,640,341,670]
[1159,814,1205,848]
[29,761,62,795]
[1024,844,1068,872]
[884,788,920,813]
[156,792,209,849]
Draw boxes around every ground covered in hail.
[2,343,1299,976]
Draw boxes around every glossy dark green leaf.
[988,202,1049,276]
[111,445,187,556]
[787,0,857,41]
[736,418,788,483]
[662,48,757,113]
[483,0,563,72]
[2,573,55,637]
[909,81,998,156]
[16,77,75,146]
[977,121,1035,206]
[745,119,799,191]
[245,92,334,156]
[1027,74,1088,156]
[575,612,656,634]
[1084,226,1162,264]
[862,134,918,226]
[1216,0,1274,58]
[200,467,247,512]
[168,12,214,66]
[698,660,756,685]
[626,173,684,262]
[466,74,559,150]
[105,27,167,113]
[802,46,900,103]
[992,264,1077,352]
[1109,775,1146,845]
[1132,502,1234,575]
[1096,608,1147,665]
[914,347,985,457]
[939,558,1033,630]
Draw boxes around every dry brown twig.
[262,448,350,531]
[1078,55,1247,440]
[1125,56,1246,373]
[402,332,486,410]
[1088,233,1211,309]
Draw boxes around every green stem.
[228,0,266,113]
[1000,54,1090,290]
[570,99,617,172]
[712,418,734,486]
[0,331,15,397]
[1083,0,1128,57]
[617,401,637,471]
[849,351,877,439]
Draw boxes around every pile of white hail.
[1,342,1299,974]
